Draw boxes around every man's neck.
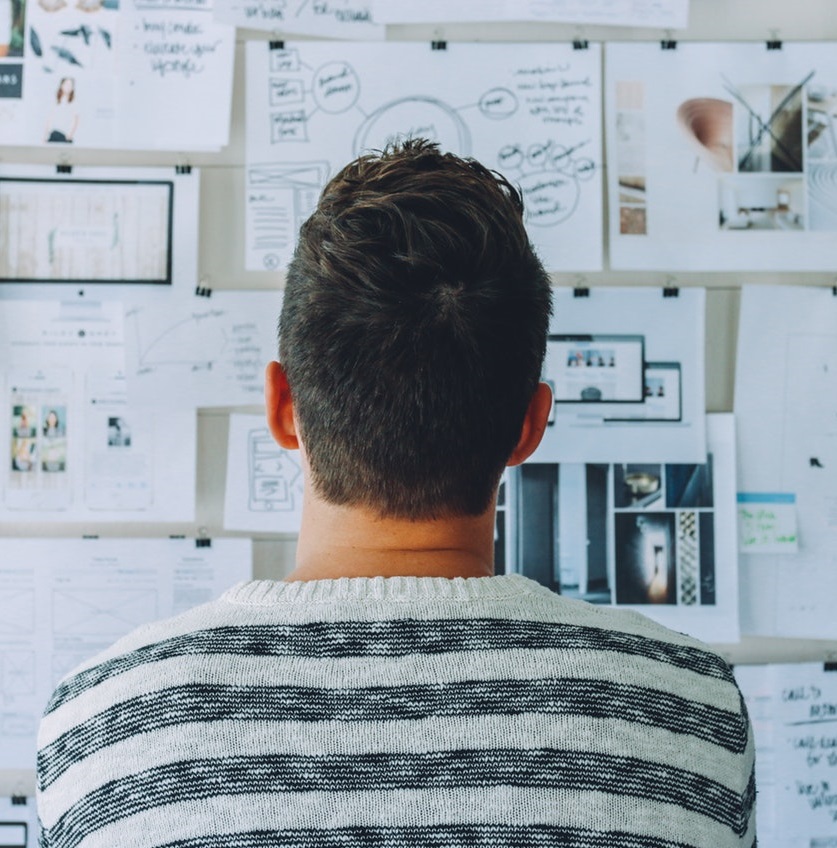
[285,493,496,582]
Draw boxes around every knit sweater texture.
[37,574,756,848]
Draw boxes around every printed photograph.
[733,82,804,173]
[12,403,37,437]
[718,175,804,231]
[614,511,677,605]
[613,463,663,509]
[0,0,25,57]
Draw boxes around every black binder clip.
[660,38,677,50]
[573,287,590,298]
[825,661,837,672]
[196,538,212,549]
[572,38,589,50]
[11,794,27,806]
[663,286,679,298]
[831,285,836,296]
[269,40,285,50]
[56,163,72,174]
[431,40,447,51]
[175,164,192,175]
[195,285,212,298]
[766,39,782,50]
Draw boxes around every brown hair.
[279,138,551,519]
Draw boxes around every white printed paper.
[215,1,382,39]
[607,43,837,271]
[0,301,196,522]
[245,41,603,272]
[124,289,283,409]
[224,413,303,533]
[372,0,689,28]
[736,663,837,847]
[736,285,837,638]
[505,415,738,643]
[0,164,199,293]
[0,537,252,772]
[0,0,234,150]
[531,286,706,464]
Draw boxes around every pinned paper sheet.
[224,413,303,534]
[738,493,799,553]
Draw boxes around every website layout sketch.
[248,427,302,514]
[0,177,174,284]
[547,334,644,403]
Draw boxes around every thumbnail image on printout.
[0,178,173,284]
[605,362,682,422]
[547,334,644,403]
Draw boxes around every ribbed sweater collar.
[223,574,547,605]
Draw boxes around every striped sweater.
[37,574,756,848]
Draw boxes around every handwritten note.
[119,0,235,150]
[737,663,837,843]
[215,0,383,39]
[738,492,799,553]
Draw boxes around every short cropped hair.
[280,138,552,519]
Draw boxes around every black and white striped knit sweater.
[37,574,756,848]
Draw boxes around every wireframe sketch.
[0,177,173,282]
[248,426,302,512]
[0,588,36,634]
[246,42,603,271]
[52,588,158,637]
[2,650,35,695]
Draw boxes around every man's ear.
[507,382,553,467]
[265,361,299,450]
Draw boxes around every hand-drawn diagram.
[0,589,35,635]
[125,291,281,408]
[248,426,303,513]
[224,414,303,533]
[2,650,35,696]
[52,588,158,638]
[246,42,603,271]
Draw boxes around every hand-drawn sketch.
[2,650,36,696]
[0,538,253,772]
[246,41,603,271]
[607,43,837,270]
[124,290,282,408]
[52,588,158,637]
[0,589,35,634]
[248,426,303,513]
[225,414,304,533]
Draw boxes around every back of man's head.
[280,138,552,520]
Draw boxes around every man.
[37,139,755,847]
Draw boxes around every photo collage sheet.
[607,42,837,270]
[0,0,234,150]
